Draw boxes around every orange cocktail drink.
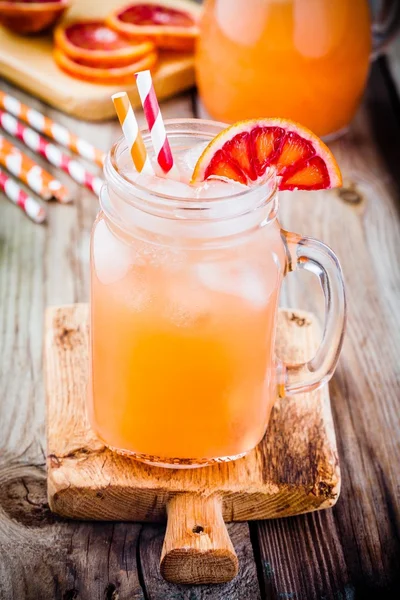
[196,0,371,137]
[90,120,284,466]
[91,215,283,464]
[89,117,346,468]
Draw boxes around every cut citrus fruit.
[54,20,155,68]
[53,47,158,85]
[192,118,342,191]
[0,0,69,35]
[106,0,200,51]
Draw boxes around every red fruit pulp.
[204,126,331,191]
[118,4,195,27]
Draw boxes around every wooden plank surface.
[1,52,400,600]
[0,0,200,120]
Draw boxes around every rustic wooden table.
[1,52,399,599]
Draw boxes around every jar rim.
[104,118,278,216]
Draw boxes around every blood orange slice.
[192,118,342,191]
[54,20,155,68]
[0,0,69,35]
[53,47,158,85]
[106,0,201,51]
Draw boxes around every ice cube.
[134,172,196,198]
[93,219,134,285]
[117,267,152,312]
[132,172,247,201]
[196,263,271,309]
[119,143,249,202]
[240,270,272,308]
[176,142,209,182]
[193,177,248,199]
[165,279,212,328]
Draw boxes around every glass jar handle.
[370,0,400,57]
[279,230,346,396]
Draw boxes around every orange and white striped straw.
[0,136,71,203]
[134,70,179,180]
[0,167,46,224]
[0,90,105,167]
[112,92,153,175]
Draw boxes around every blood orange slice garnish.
[54,20,155,68]
[53,47,158,85]
[192,118,342,191]
[106,0,201,51]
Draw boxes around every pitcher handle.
[370,0,400,57]
[279,230,346,396]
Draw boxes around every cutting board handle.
[160,493,239,585]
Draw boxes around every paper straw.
[134,70,179,179]
[0,167,46,224]
[0,111,104,197]
[112,92,153,174]
[0,90,105,167]
[0,136,71,203]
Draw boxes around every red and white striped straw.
[0,167,46,224]
[0,111,104,197]
[0,90,105,167]
[134,70,179,179]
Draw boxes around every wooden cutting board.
[45,303,340,585]
[0,0,201,121]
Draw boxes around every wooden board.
[45,303,340,585]
[0,0,201,121]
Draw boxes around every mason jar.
[88,119,346,468]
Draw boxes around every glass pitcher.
[195,0,400,138]
[89,119,346,468]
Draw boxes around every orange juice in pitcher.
[196,0,372,137]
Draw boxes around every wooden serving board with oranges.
[0,0,201,121]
